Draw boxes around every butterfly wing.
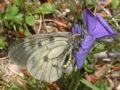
[27,38,72,82]
[9,34,53,68]
[9,32,73,82]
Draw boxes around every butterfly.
[8,32,83,82]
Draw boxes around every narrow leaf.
[80,78,100,90]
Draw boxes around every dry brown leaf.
[46,82,60,90]
[17,31,25,38]
[85,74,98,83]
[0,3,6,13]
[20,69,31,78]
[99,11,109,17]
[15,77,27,90]
[111,66,120,71]
[54,20,68,28]
[95,65,107,78]
[8,64,23,76]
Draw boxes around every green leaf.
[9,83,20,90]
[22,24,32,36]
[0,12,3,18]
[84,59,94,73]
[13,14,23,24]
[80,78,100,90]
[111,0,119,9]
[13,0,23,6]
[7,5,19,16]
[4,5,19,20]
[94,42,105,51]
[27,79,37,89]
[34,3,55,14]
[25,15,35,25]
[96,78,111,90]
[0,38,6,49]
[24,29,32,36]
[25,3,33,14]
[86,0,94,6]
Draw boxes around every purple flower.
[72,9,117,69]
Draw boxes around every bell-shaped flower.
[72,9,117,69]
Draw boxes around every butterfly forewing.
[27,40,72,82]
[9,35,52,68]
[9,32,74,82]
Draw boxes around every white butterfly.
[9,32,82,82]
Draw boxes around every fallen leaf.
[15,77,27,90]
[99,11,109,17]
[46,82,60,90]
[85,74,98,83]
[0,3,6,13]
[8,64,22,76]
[111,66,120,71]
[95,65,107,78]
[54,20,68,28]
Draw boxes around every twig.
[42,14,49,32]
[37,15,42,34]
[35,19,54,23]
[0,56,9,61]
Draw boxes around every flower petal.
[95,14,117,38]
[74,35,95,68]
[72,24,82,34]
[81,35,95,49]
[83,9,97,34]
